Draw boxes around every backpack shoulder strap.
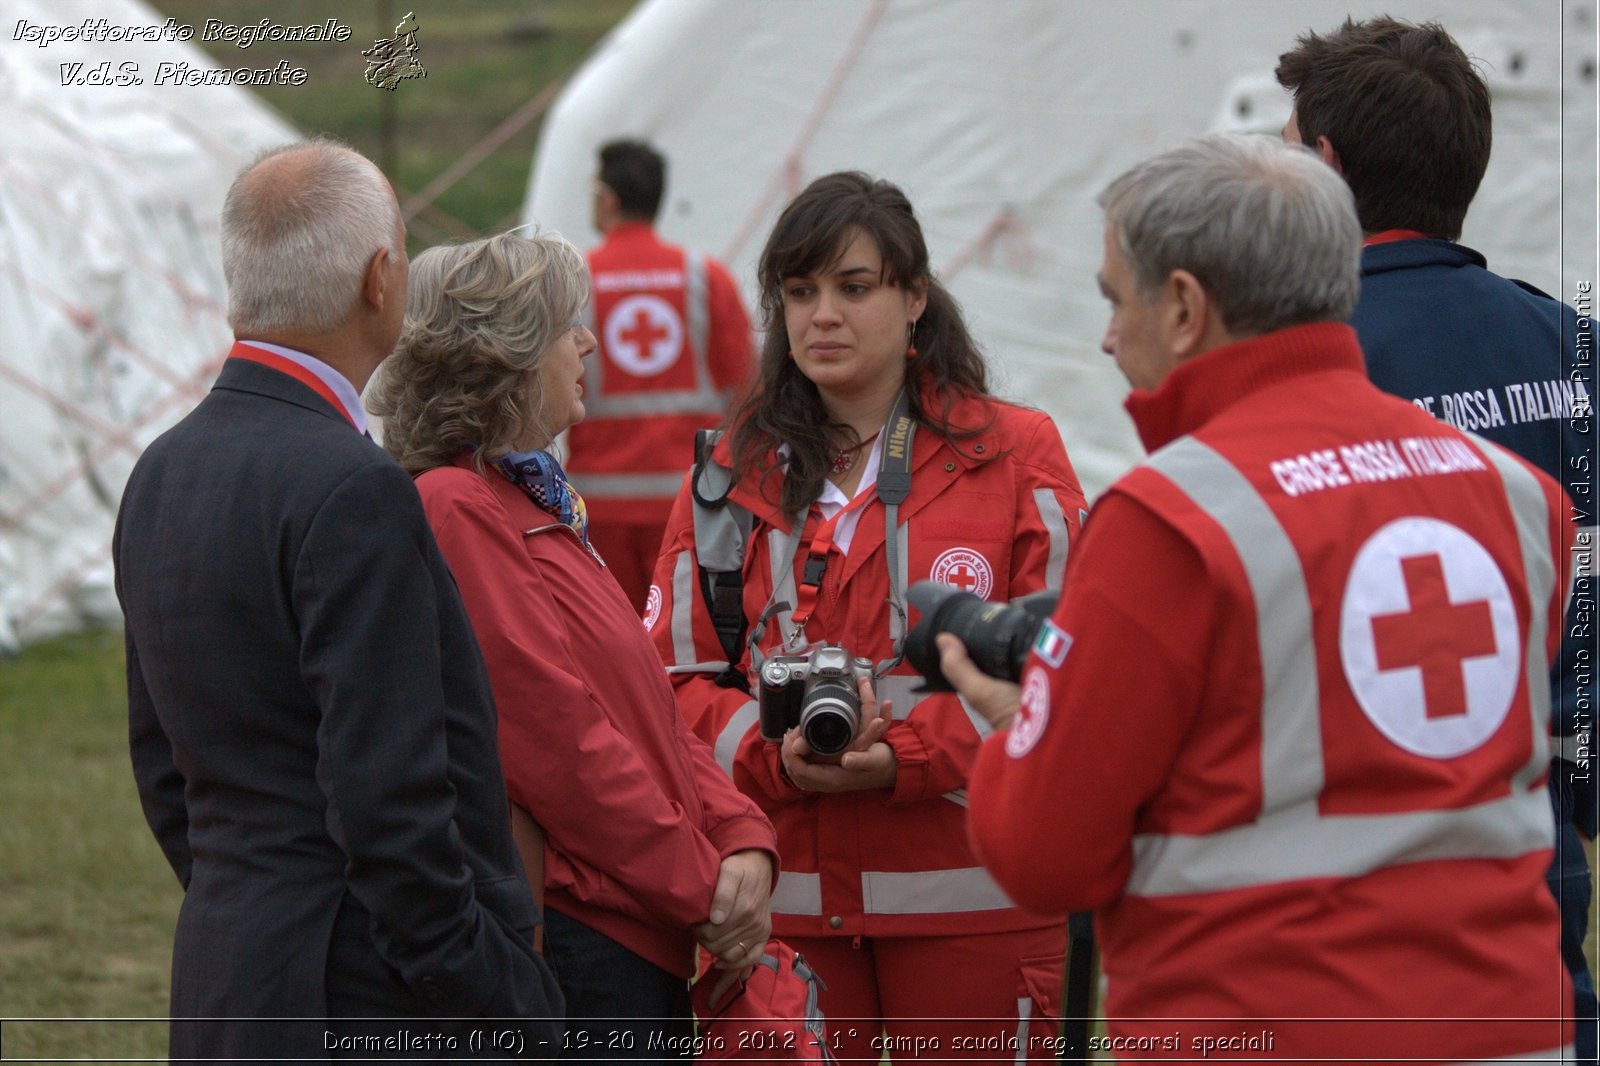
[692,430,753,690]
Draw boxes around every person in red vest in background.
[567,139,755,611]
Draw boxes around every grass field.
[0,630,175,1059]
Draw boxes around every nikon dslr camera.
[904,581,1059,691]
[757,644,874,756]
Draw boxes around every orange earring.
[906,321,918,360]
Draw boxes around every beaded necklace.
[827,429,881,475]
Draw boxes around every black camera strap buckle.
[801,553,828,588]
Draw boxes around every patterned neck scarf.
[495,449,589,545]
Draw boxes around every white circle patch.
[930,547,994,599]
[604,295,683,376]
[642,585,663,632]
[1007,665,1051,758]
[1339,517,1520,759]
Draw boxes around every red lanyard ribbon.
[227,342,358,429]
[789,488,875,630]
[749,388,916,674]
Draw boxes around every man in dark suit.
[114,140,563,1061]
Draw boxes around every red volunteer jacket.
[569,222,754,525]
[416,457,778,977]
[651,393,1087,939]
[970,324,1573,1062]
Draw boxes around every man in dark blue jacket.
[1279,19,1595,1060]
[115,140,563,1061]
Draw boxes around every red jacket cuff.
[885,723,931,805]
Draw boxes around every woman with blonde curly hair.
[370,232,776,1060]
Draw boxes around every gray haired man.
[948,133,1574,1062]
[115,140,562,1060]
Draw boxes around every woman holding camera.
[649,173,1086,1060]
[371,233,777,1059]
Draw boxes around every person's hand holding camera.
[934,633,1021,731]
[780,676,896,792]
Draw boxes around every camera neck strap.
[748,390,916,678]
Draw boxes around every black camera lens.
[904,581,1058,691]
[803,707,855,755]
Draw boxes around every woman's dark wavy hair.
[729,171,992,515]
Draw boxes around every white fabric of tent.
[0,0,296,650]
[524,0,1596,502]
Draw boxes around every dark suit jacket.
[114,356,563,1061]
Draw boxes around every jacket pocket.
[1017,952,1064,1024]
[475,873,538,932]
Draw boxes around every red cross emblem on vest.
[603,294,683,377]
[1339,517,1519,760]
[621,307,671,354]
[1370,554,1498,720]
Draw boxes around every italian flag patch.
[1032,620,1071,669]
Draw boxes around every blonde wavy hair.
[371,232,589,474]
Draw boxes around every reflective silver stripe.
[1147,438,1324,812]
[583,389,721,418]
[684,250,711,387]
[1128,434,1557,897]
[773,867,1017,916]
[713,700,760,778]
[1127,790,1553,897]
[875,674,929,720]
[942,789,968,807]
[1475,439,1555,789]
[1032,488,1071,592]
[860,867,1017,914]
[771,871,823,916]
[768,527,800,649]
[870,677,991,738]
[572,471,687,499]
[666,661,731,675]
[959,693,995,739]
[1556,735,1590,763]
[1012,999,1032,1066]
[670,550,698,667]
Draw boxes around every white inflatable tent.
[523,0,1597,501]
[0,0,297,650]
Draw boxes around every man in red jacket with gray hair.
[942,132,1573,1063]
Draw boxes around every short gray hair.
[369,232,590,474]
[221,139,401,336]
[1098,133,1361,336]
